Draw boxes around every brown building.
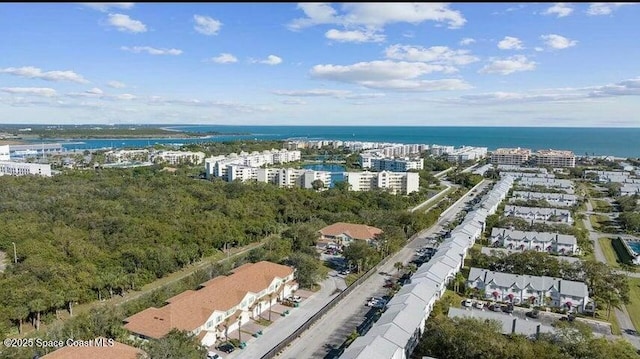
[41,338,145,359]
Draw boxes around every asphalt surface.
[277,180,490,359]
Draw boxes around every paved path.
[227,274,346,359]
[583,200,640,349]
[409,183,452,213]
[277,181,491,359]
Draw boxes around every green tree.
[311,179,325,191]
[284,253,323,289]
[143,329,207,359]
[342,241,379,273]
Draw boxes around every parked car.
[216,343,235,354]
[559,313,576,322]
[207,352,222,359]
[526,310,539,319]
[462,299,473,308]
[287,295,302,303]
[489,304,502,312]
[502,304,514,314]
[474,301,485,309]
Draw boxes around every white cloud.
[107,13,147,33]
[0,66,89,83]
[86,87,104,95]
[384,44,479,67]
[289,3,466,30]
[107,80,126,88]
[479,55,537,75]
[1,87,57,97]
[255,55,283,65]
[459,37,476,46]
[121,46,183,55]
[325,29,385,43]
[114,93,136,100]
[310,60,472,91]
[209,53,238,64]
[497,36,524,50]
[193,15,222,35]
[273,89,351,97]
[588,77,640,97]
[282,99,307,105]
[542,3,573,17]
[586,3,635,15]
[541,34,577,49]
[82,3,134,12]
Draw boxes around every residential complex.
[534,149,576,168]
[496,165,547,174]
[318,222,383,249]
[500,171,555,179]
[504,205,573,224]
[124,261,297,347]
[516,177,574,191]
[467,267,589,312]
[154,150,205,165]
[344,171,420,195]
[510,191,578,207]
[359,155,424,172]
[490,228,579,255]
[445,146,488,163]
[490,148,532,165]
[340,176,514,359]
[205,149,302,179]
[0,161,52,177]
[0,145,9,161]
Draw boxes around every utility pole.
[12,242,17,263]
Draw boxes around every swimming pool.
[627,240,640,255]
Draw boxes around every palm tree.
[453,272,465,294]
[238,314,243,343]
[224,317,230,341]
[406,263,418,275]
[268,293,274,321]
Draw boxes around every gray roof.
[396,282,439,304]
[504,205,571,218]
[490,228,577,246]
[480,247,581,263]
[340,335,404,359]
[448,307,556,337]
[468,267,588,297]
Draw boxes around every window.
[216,315,223,323]
[206,320,213,329]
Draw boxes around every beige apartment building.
[534,149,576,168]
[490,148,531,165]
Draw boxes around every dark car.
[526,310,539,319]
[559,314,576,322]
[217,343,235,353]
[489,304,502,312]
[502,304,514,314]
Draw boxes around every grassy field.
[598,237,621,268]
[627,278,640,332]
[589,214,609,231]
[592,199,613,213]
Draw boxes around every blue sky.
[1,2,639,127]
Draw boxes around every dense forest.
[0,166,435,340]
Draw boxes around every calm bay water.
[29,126,640,158]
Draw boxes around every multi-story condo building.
[344,171,419,195]
[490,228,579,255]
[124,261,297,347]
[467,267,590,312]
[225,165,331,190]
[446,146,488,162]
[0,161,52,177]
[105,149,150,163]
[204,149,301,179]
[429,145,454,156]
[490,148,531,165]
[360,157,424,172]
[154,150,205,165]
[504,205,573,224]
[0,145,9,161]
[510,191,577,207]
[6,143,63,159]
[534,149,576,168]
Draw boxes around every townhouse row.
[509,191,578,207]
[340,176,514,359]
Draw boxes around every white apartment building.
[344,171,419,195]
[446,146,488,162]
[534,149,576,168]
[0,161,52,177]
[490,228,579,255]
[204,149,301,179]
[224,165,331,190]
[504,205,573,224]
[429,145,454,156]
[490,148,532,165]
[510,191,577,207]
[105,149,150,163]
[0,145,9,161]
[154,151,205,165]
[360,157,424,172]
[467,267,590,312]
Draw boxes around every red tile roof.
[124,261,294,339]
[41,338,145,359]
[319,222,383,241]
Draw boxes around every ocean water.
[27,126,640,158]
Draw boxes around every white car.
[474,301,485,309]
[462,299,473,308]
[207,351,221,359]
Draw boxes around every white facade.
[0,161,52,177]
[510,191,577,207]
[204,149,301,179]
[344,171,419,195]
[155,151,205,165]
[504,205,573,224]
[490,228,579,255]
[534,149,576,168]
[446,146,488,162]
[0,145,9,161]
